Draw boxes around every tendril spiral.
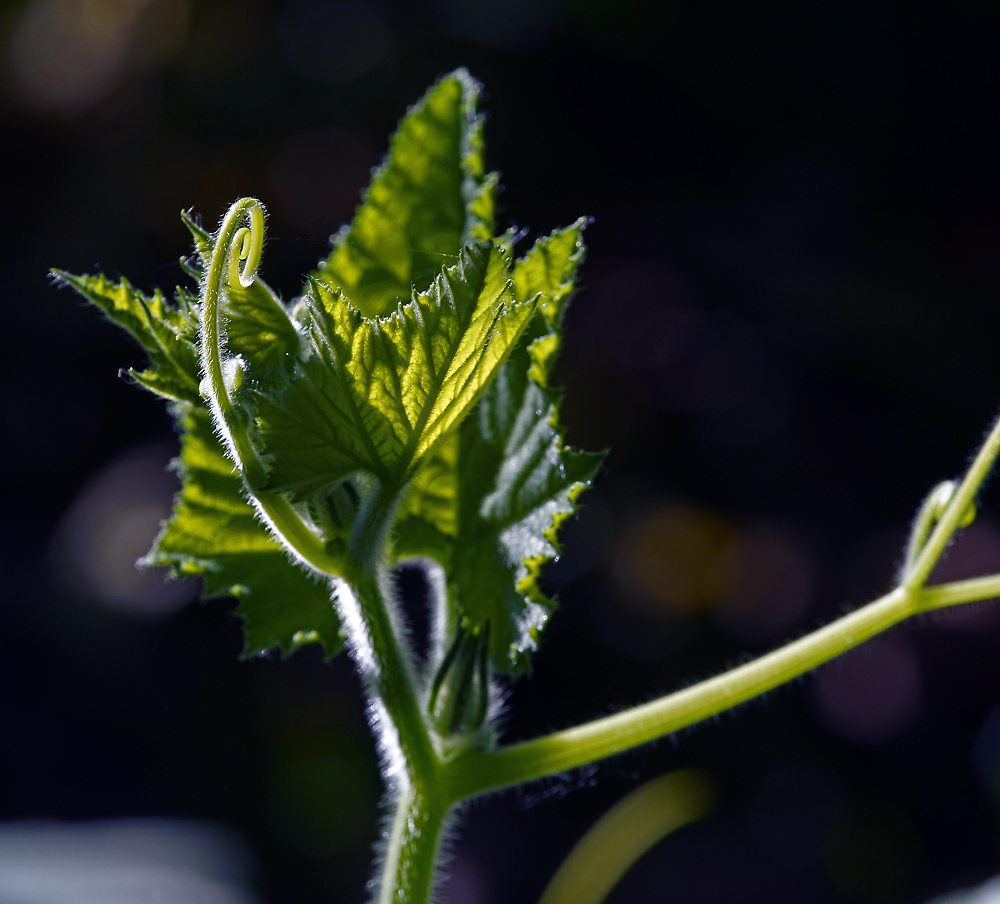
[200,197,267,487]
[227,201,264,289]
[195,197,346,576]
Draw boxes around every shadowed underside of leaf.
[394,222,603,676]
[311,68,496,318]
[146,406,344,659]
[454,378,603,675]
[253,242,535,500]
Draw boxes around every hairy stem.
[904,411,1000,589]
[348,564,437,780]
[919,572,1000,609]
[445,573,999,801]
[377,780,450,904]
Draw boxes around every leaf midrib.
[389,254,498,489]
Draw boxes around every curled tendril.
[195,197,344,576]
[200,197,267,488]
[228,203,264,289]
[904,479,977,575]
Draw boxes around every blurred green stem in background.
[538,770,716,904]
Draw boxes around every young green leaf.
[451,372,603,675]
[54,212,301,401]
[252,242,536,501]
[311,68,496,318]
[146,406,344,659]
[394,222,603,676]
[51,271,202,404]
[56,220,342,659]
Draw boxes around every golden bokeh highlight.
[614,504,740,614]
[613,502,814,640]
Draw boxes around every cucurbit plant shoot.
[55,70,1000,904]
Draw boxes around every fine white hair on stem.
[332,577,378,677]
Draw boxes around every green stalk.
[377,780,451,904]
[447,576,992,801]
[446,586,917,800]
[341,508,448,904]
[920,572,1000,609]
[347,563,437,781]
[904,412,1000,589]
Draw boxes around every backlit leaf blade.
[51,271,202,404]
[398,433,458,537]
[146,406,343,659]
[253,242,535,499]
[311,68,496,318]
[512,217,589,386]
[512,217,588,327]
[55,210,302,404]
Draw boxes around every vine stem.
[904,411,1000,590]
[376,780,450,904]
[446,585,914,799]
[198,199,442,903]
[444,412,1000,802]
[444,573,997,801]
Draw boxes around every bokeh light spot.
[713,524,814,642]
[49,443,198,617]
[11,0,190,114]
[0,819,259,903]
[614,503,739,616]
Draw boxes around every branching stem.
[440,412,1000,802]
[904,412,1000,589]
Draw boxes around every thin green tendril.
[200,198,267,488]
[904,479,976,575]
[228,206,264,289]
[198,197,346,578]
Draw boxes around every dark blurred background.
[3,1,1000,902]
